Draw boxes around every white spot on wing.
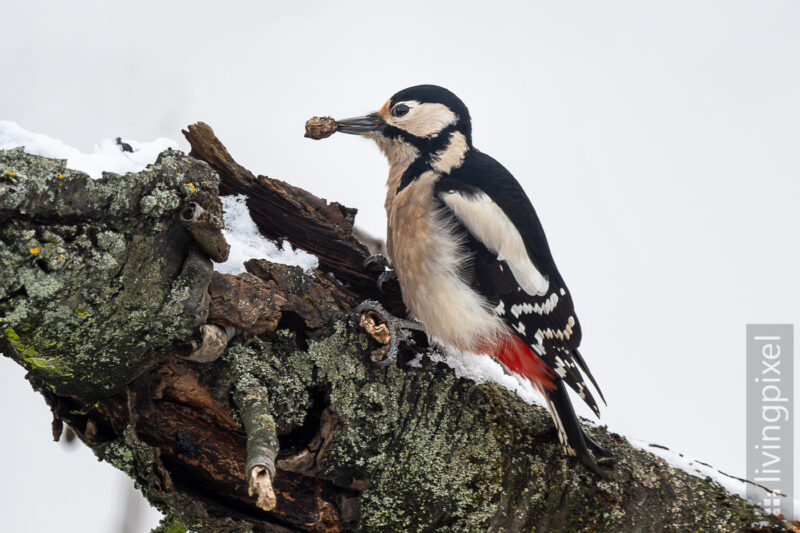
[510,293,559,318]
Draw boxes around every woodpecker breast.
[385,169,507,350]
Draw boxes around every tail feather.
[571,348,607,406]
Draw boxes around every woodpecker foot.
[355,300,424,367]
[583,429,614,458]
[568,429,615,478]
[363,254,388,271]
[376,270,399,294]
[576,449,611,480]
[363,255,399,294]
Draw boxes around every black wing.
[435,149,605,416]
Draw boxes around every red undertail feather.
[479,335,555,392]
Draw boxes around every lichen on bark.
[0,148,219,398]
[0,133,791,533]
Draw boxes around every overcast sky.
[1,1,799,530]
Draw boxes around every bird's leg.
[355,299,424,366]
[363,255,399,294]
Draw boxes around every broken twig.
[233,384,279,511]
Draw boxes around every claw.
[355,300,424,366]
[364,254,398,293]
[363,254,388,271]
[583,429,613,458]
[577,448,611,480]
[377,270,398,294]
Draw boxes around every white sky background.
[1,1,799,530]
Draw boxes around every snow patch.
[409,345,546,408]
[215,195,319,274]
[0,120,178,179]
[629,438,798,521]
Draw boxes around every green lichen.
[0,148,215,399]
[97,440,136,477]
[140,186,180,217]
[150,516,188,533]
[215,337,311,434]
[231,320,527,531]
[1,146,784,532]
[214,318,782,532]
[319,331,507,531]
[3,326,73,380]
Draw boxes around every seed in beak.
[304,116,338,139]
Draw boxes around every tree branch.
[0,128,791,532]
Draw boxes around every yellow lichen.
[4,171,16,177]
[58,173,64,179]
[29,247,40,254]
[187,183,196,193]
[74,308,90,317]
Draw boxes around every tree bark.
[0,126,791,533]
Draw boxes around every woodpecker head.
[336,85,472,172]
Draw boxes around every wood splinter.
[179,202,231,262]
[360,311,391,345]
[182,324,230,363]
[304,116,338,139]
[248,465,276,512]
[359,311,392,363]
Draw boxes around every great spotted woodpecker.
[332,85,611,476]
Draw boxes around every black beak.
[336,112,383,135]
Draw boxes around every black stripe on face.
[392,124,460,195]
[397,157,432,194]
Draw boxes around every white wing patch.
[439,190,549,296]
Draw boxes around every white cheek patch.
[439,190,550,296]
[394,102,458,138]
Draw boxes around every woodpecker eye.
[391,104,410,118]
